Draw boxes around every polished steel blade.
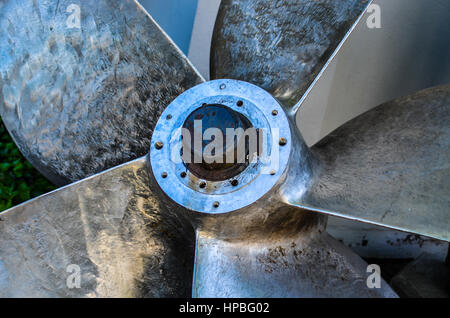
[288,84,450,242]
[0,156,195,297]
[0,0,204,185]
[211,0,368,107]
[193,230,397,297]
[295,0,450,145]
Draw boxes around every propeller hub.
[150,80,292,214]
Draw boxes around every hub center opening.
[182,104,260,182]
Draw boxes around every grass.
[0,121,56,212]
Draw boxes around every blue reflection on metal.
[140,0,198,54]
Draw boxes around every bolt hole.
[161,172,168,178]
[270,170,276,176]
[199,181,207,189]
[231,179,239,187]
[220,84,226,90]
[155,141,163,150]
[236,100,243,107]
[213,201,220,208]
[279,138,287,146]
[166,114,172,120]
[272,110,278,116]
[180,172,187,178]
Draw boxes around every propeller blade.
[288,84,450,242]
[193,230,397,297]
[295,0,450,145]
[0,0,204,185]
[0,156,195,297]
[210,0,368,107]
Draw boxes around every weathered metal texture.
[187,161,397,297]
[0,157,195,297]
[390,253,449,298]
[0,0,204,185]
[149,79,397,297]
[326,217,449,261]
[291,84,450,242]
[193,230,397,297]
[296,0,450,146]
[0,79,404,298]
[211,0,368,108]
[0,0,446,298]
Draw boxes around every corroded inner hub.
[182,104,256,181]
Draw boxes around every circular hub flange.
[150,80,291,213]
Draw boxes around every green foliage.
[0,121,56,212]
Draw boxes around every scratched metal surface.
[211,0,368,108]
[193,230,397,297]
[0,156,195,297]
[0,0,204,185]
[293,85,450,242]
